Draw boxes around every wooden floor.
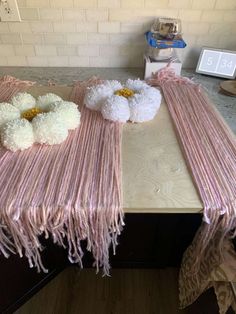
[13,267,228,314]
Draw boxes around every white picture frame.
[196,47,236,79]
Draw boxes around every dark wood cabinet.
[0,213,202,314]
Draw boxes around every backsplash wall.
[0,0,235,67]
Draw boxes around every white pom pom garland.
[0,103,21,128]
[36,93,62,111]
[49,101,81,130]
[11,92,36,113]
[32,112,68,145]
[101,95,130,123]
[1,118,34,152]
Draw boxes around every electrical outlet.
[0,0,21,22]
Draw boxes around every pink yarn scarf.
[0,77,124,275]
[148,66,236,312]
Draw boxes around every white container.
[146,46,174,61]
[143,53,182,79]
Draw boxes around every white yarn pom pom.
[84,84,114,111]
[129,93,160,123]
[101,95,130,123]
[36,93,62,111]
[125,79,149,92]
[11,92,36,113]
[32,112,68,145]
[140,87,162,104]
[0,103,20,128]
[49,101,81,130]
[104,80,123,91]
[1,118,34,152]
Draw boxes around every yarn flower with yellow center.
[21,107,43,121]
[84,79,162,123]
[0,92,81,152]
[114,88,135,98]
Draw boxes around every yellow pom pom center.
[114,88,135,98]
[21,107,43,121]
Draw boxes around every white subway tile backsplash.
[74,0,97,8]
[63,9,86,21]
[35,45,57,56]
[9,22,31,33]
[78,45,99,56]
[98,0,120,8]
[0,45,15,56]
[89,56,110,67]
[88,33,109,44]
[44,34,66,44]
[98,22,120,33]
[31,22,54,33]
[86,9,109,21]
[7,56,27,66]
[215,0,236,10]
[57,46,77,56]
[50,0,73,7]
[26,0,50,7]
[0,57,8,66]
[0,0,233,68]
[39,9,62,20]
[69,56,90,66]
[48,56,69,66]
[0,24,10,33]
[100,45,121,56]
[77,22,97,33]
[22,34,43,44]
[53,22,76,33]
[121,0,144,8]
[27,56,48,66]
[14,45,35,56]
[19,8,39,20]
[1,34,22,44]
[67,33,87,44]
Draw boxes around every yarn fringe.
[0,75,35,102]
[0,77,124,275]
[148,66,236,311]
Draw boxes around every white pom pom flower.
[84,79,162,123]
[11,92,36,113]
[101,95,130,123]
[48,101,81,130]
[0,93,81,152]
[0,103,20,128]
[36,93,62,111]
[1,118,34,152]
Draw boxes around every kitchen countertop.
[29,84,202,213]
[0,66,235,134]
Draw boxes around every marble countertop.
[0,67,235,134]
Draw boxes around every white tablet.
[196,47,236,79]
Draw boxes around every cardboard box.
[143,54,182,79]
